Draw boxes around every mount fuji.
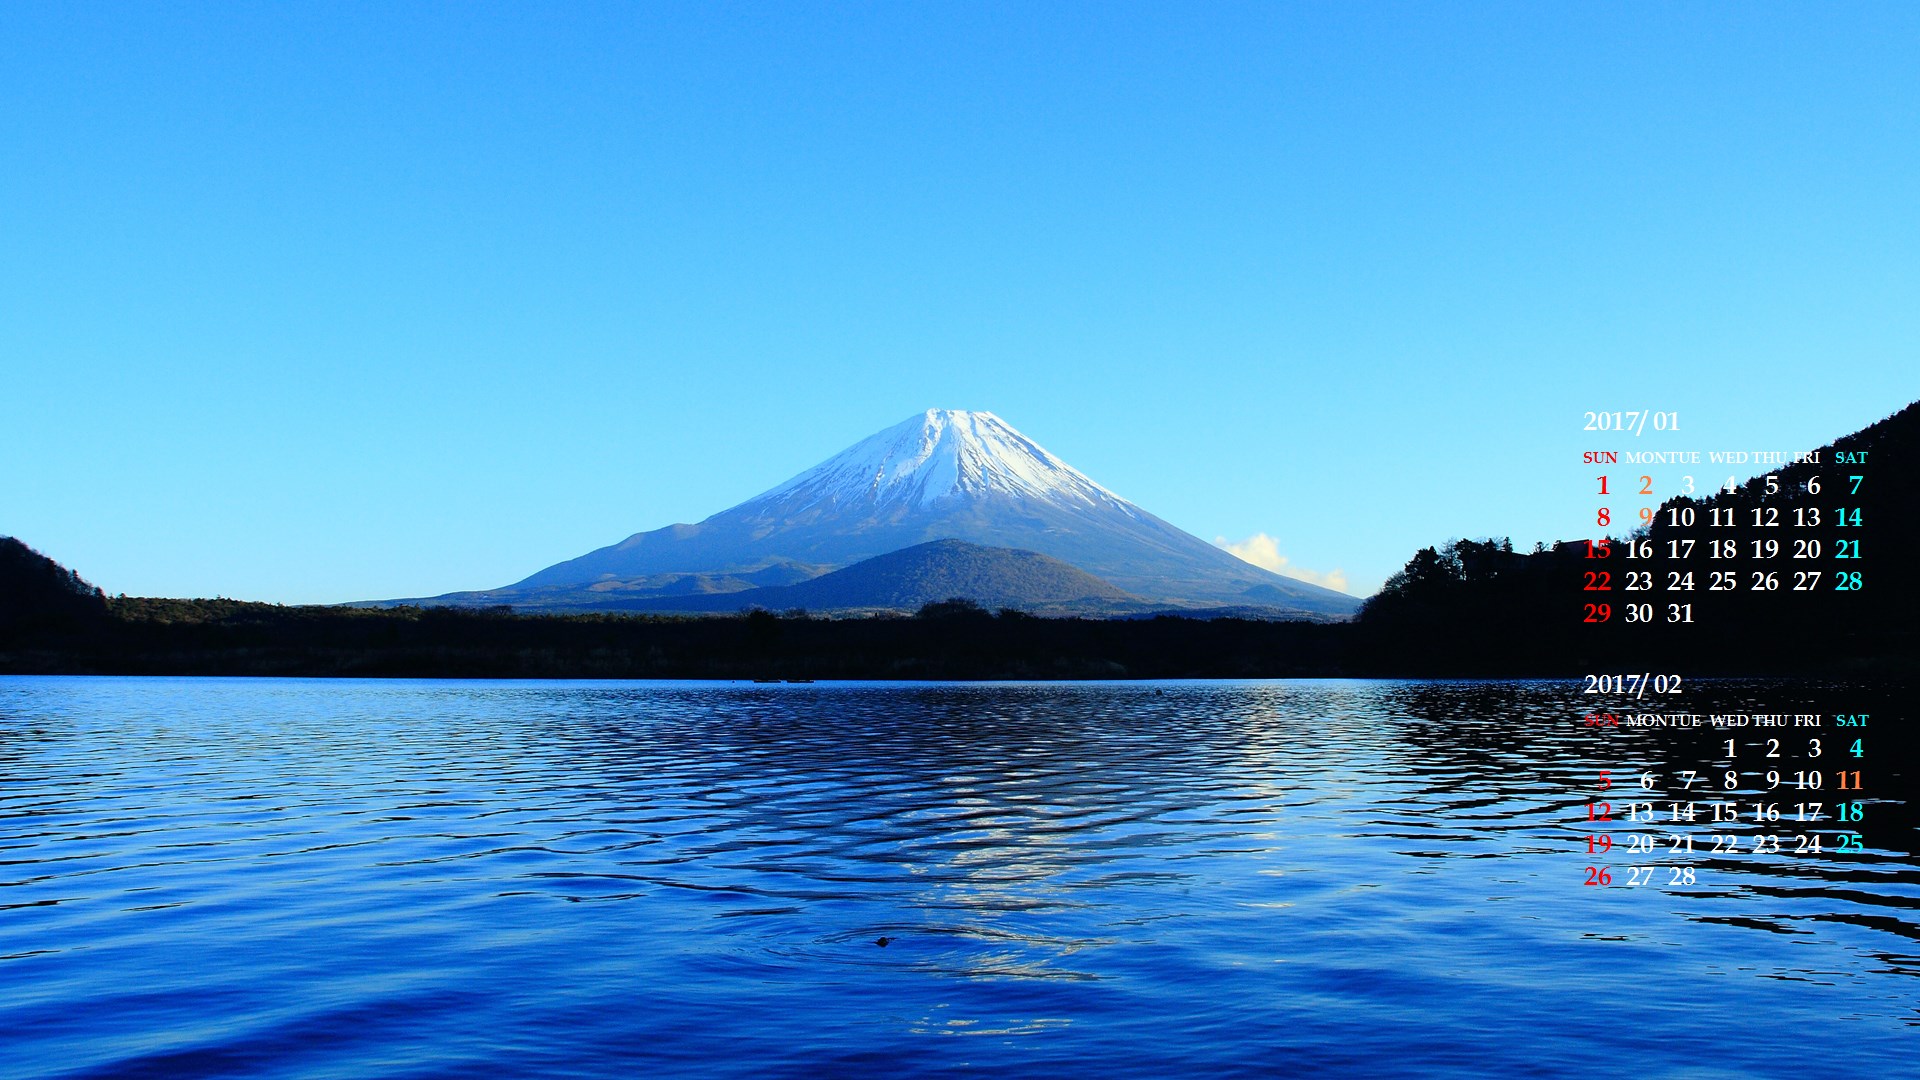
[409,410,1359,618]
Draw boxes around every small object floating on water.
[874,936,894,947]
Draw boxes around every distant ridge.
[405,409,1360,618]
[591,540,1141,615]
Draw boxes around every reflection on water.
[0,677,1914,1078]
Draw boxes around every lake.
[1,677,1914,1078]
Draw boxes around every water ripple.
[0,676,1913,1077]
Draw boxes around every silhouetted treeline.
[1,592,1357,679]
[1352,537,1586,674]
[0,578,1904,680]
[0,538,109,635]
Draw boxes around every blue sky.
[4,3,1915,604]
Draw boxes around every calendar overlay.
[1577,411,1881,888]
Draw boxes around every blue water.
[1,677,1914,1078]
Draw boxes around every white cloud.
[1214,533,1351,594]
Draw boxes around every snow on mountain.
[484,409,1360,616]
[753,409,1133,512]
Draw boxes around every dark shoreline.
[4,599,1909,682]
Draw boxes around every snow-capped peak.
[749,409,1133,512]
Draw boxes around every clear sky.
[4,3,1916,604]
